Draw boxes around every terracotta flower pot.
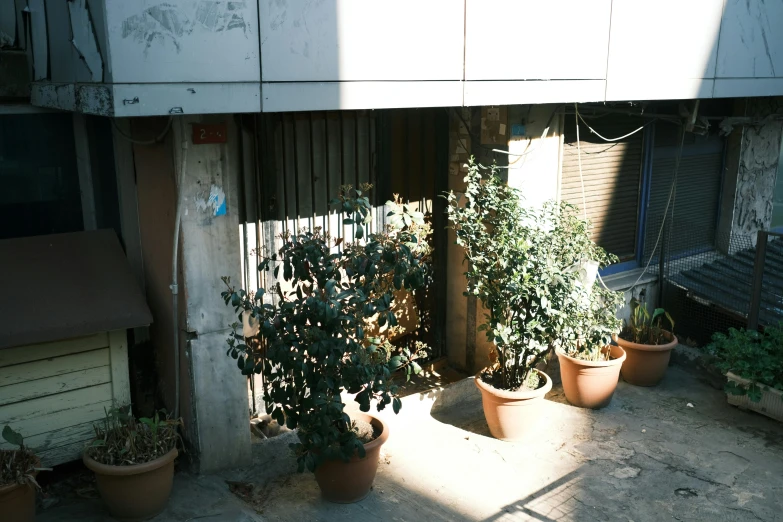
[0,481,36,522]
[83,448,178,522]
[314,413,389,503]
[557,345,626,409]
[615,331,677,386]
[474,369,552,441]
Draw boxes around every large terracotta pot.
[557,345,626,409]
[0,481,36,522]
[314,413,389,503]
[615,331,677,386]
[83,448,177,521]
[0,455,39,522]
[474,369,552,441]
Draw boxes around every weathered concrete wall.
[173,115,250,473]
[732,97,783,245]
[133,115,249,473]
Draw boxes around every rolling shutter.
[561,115,645,260]
[643,125,724,259]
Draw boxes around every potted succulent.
[0,426,42,522]
[706,324,783,421]
[221,186,431,503]
[615,298,676,386]
[83,408,181,521]
[555,261,625,409]
[445,160,602,440]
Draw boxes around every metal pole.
[747,230,768,331]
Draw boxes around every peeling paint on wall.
[195,184,227,217]
[121,1,249,55]
[68,0,105,82]
[733,97,783,244]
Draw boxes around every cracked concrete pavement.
[39,366,783,521]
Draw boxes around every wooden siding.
[0,330,131,466]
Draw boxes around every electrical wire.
[112,116,173,145]
[574,105,655,142]
[575,103,587,221]
[571,103,686,292]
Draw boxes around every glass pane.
[0,113,83,239]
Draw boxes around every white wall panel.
[465,0,611,81]
[607,0,723,81]
[606,79,715,102]
[105,0,260,83]
[262,81,463,112]
[717,0,783,78]
[260,0,464,82]
[464,80,605,107]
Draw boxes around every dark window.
[0,113,83,239]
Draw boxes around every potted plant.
[555,264,625,409]
[83,408,181,521]
[615,298,676,386]
[445,160,603,440]
[706,325,783,421]
[1,426,42,522]
[221,186,431,503]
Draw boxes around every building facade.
[1,0,782,471]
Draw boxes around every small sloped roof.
[0,229,152,349]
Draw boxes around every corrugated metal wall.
[238,108,448,358]
[561,114,645,260]
[644,125,725,259]
[239,111,378,299]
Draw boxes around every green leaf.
[392,398,402,414]
[355,225,364,240]
[2,425,23,448]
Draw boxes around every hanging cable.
[575,105,655,142]
[575,103,587,221]
[113,116,173,145]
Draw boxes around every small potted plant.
[615,298,676,386]
[706,325,783,421]
[445,160,603,439]
[83,408,181,521]
[556,269,625,409]
[221,186,431,503]
[0,426,42,522]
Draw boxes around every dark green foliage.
[445,159,622,389]
[1,426,40,489]
[620,298,675,345]
[706,325,783,402]
[221,187,431,472]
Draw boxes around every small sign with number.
[192,123,227,144]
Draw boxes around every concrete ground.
[39,365,783,521]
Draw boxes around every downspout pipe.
[171,125,188,420]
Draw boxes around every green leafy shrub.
[445,159,621,389]
[558,279,623,363]
[619,298,674,345]
[221,187,431,472]
[706,325,783,402]
[86,407,182,466]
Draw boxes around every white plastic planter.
[726,372,783,422]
